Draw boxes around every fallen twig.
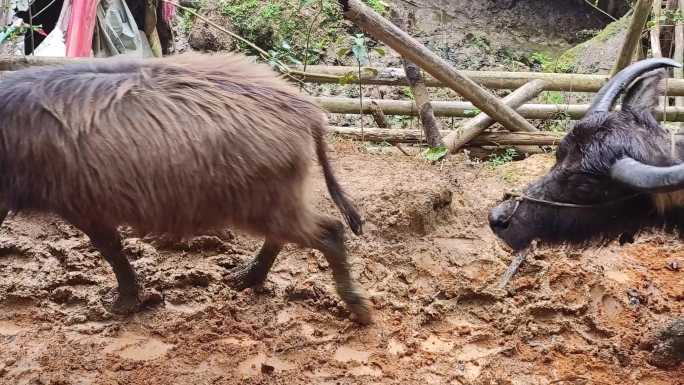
[498,241,536,289]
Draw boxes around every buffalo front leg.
[227,238,283,289]
[82,225,141,314]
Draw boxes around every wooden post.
[368,96,390,128]
[612,0,654,75]
[651,0,663,58]
[145,0,164,57]
[392,9,443,147]
[675,0,684,112]
[336,0,537,133]
[444,80,547,153]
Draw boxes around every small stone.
[260,363,275,375]
[666,260,680,272]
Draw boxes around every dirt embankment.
[0,142,682,384]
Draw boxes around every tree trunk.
[612,0,654,75]
[443,80,547,153]
[336,0,537,133]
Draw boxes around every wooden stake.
[612,0,654,75]
[145,0,164,57]
[651,0,663,58]
[336,0,537,133]
[392,9,443,147]
[444,80,547,153]
[675,0,684,111]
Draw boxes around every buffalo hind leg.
[82,225,141,314]
[227,238,283,289]
[309,217,371,324]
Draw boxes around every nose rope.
[501,192,644,213]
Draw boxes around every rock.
[649,319,684,369]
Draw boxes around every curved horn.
[588,58,682,114]
[610,157,684,193]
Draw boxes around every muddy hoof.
[225,265,266,291]
[111,294,141,315]
[342,290,373,325]
[349,301,373,325]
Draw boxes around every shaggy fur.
[0,53,369,322]
[489,69,684,250]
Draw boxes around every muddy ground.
[0,141,682,384]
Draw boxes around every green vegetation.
[487,148,518,168]
[214,0,388,64]
[539,91,565,105]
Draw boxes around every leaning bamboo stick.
[612,0,655,75]
[335,0,537,133]
[315,97,684,121]
[444,80,548,153]
[329,127,563,146]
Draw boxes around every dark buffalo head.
[489,58,684,251]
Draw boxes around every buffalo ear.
[622,69,667,115]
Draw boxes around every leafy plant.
[464,108,481,117]
[422,146,448,162]
[402,87,414,100]
[540,91,565,105]
[487,148,518,168]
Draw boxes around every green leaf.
[339,71,358,85]
[422,146,448,162]
[336,47,351,58]
[360,67,378,77]
[464,108,481,117]
[351,43,369,65]
[373,47,386,57]
[301,0,317,7]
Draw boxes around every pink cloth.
[65,0,98,57]
[162,2,176,24]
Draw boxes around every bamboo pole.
[289,64,684,95]
[329,127,563,146]
[6,56,684,96]
[444,80,547,153]
[336,0,537,133]
[612,0,654,75]
[315,97,684,121]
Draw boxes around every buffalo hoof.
[225,264,268,291]
[110,290,162,315]
[111,294,141,315]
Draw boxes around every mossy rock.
[548,14,629,74]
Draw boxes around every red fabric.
[162,2,176,24]
[65,0,99,57]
